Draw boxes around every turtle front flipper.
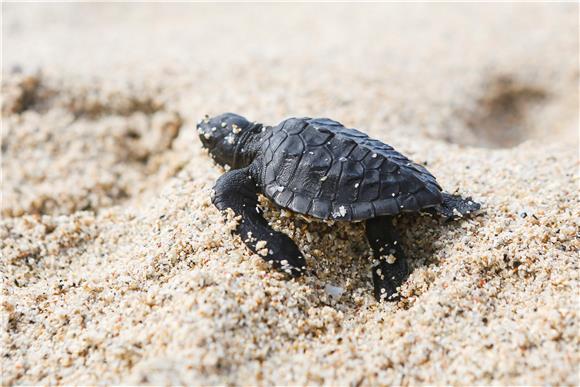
[366,216,409,302]
[212,167,306,277]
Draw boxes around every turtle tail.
[434,193,481,221]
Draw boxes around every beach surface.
[2,4,579,385]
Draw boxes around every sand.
[1,3,579,386]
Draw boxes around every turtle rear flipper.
[366,216,409,301]
[212,167,306,277]
[433,193,481,221]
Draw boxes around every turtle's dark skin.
[198,113,480,301]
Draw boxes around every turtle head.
[197,113,256,168]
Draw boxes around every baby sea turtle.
[198,113,480,301]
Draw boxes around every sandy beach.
[1,4,579,385]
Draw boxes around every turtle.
[198,113,480,301]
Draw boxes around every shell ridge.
[282,134,307,189]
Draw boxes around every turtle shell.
[259,117,443,221]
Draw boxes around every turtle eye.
[197,124,217,149]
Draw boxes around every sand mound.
[2,4,578,385]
